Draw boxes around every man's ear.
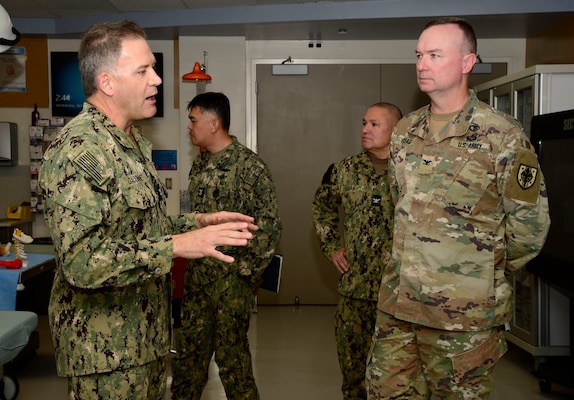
[98,72,114,96]
[210,117,220,133]
[462,53,477,75]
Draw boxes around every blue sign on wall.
[152,149,177,170]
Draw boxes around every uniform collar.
[199,135,240,170]
[83,102,149,152]
[350,151,386,176]
[407,89,481,143]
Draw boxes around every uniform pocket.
[435,153,495,215]
[123,181,159,210]
[451,329,508,384]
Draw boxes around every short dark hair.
[423,17,477,55]
[79,20,147,97]
[370,102,403,126]
[187,92,231,131]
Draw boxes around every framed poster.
[0,37,49,107]
[0,46,27,93]
[50,52,164,118]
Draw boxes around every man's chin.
[417,81,433,92]
[142,105,157,119]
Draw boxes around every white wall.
[0,36,525,238]
[177,36,247,210]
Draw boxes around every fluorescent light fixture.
[272,64,308,76]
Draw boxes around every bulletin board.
[0,37,49,107]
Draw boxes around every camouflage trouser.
[67,356,167,400]
[366,309,507,400]
[335,296,378,400]
[171,274,259,400]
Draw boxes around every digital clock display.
[50,52,85,117]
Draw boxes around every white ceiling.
[3,0,574,41]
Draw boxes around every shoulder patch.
[72,150,108,186]
[505,150,540,204]
[243,164,264,187]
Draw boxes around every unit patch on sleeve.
[243,165,263,188]
[504,150,540,204]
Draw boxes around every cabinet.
[475,64,574,138]
[475,65,574,359]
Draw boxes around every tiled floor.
[5,306,574,399]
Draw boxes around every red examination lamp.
[182,61,212,82]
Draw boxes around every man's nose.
[151,69,162,86]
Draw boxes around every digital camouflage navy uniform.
[171,136,281,400]
[312,151,393,400]
[367,90,550,399]
[39,103,198,399]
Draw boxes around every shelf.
[29,124,62,213]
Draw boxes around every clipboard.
[260,254,283,293]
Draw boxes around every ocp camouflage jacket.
[378,90,550,331]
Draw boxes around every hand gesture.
[173,212,259,263]
[331,248,349,274]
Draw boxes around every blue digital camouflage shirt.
[39,103,198,377]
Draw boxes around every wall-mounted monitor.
[50,52,85,117]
